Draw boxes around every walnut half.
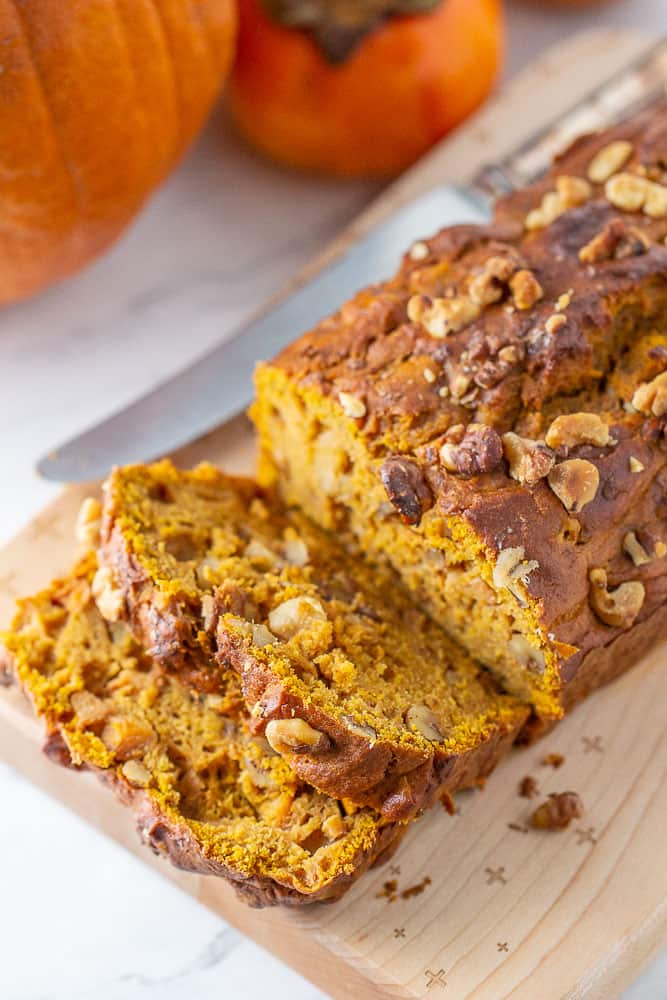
[589,568,645,628]
[265,718,330,755]
[547,459,599,512]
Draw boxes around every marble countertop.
[1,3,666,998]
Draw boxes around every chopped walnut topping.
[498,344,521,364]
[265,718,330,754]
[341,715,378,742]
[510,269,543,310]
[409,240,429,261]
[623,531,652,567]
[405,704,444,742]
[407,293,480,338]
[338,391,366,419]
[268,596,327,640]
[605,173,667,218]
[579,217,649,264]
[91,566,124,623]
[438,385,449,398]
[629,456,645,473]
[548,459,599,512]
[423,367,436,383]
[525,175,592,230]
[587,140,634,183]
[468,255,515,306]
[531,792,583,830]
[493,547,539,604]
[655,541,667,559]
[605,172,648,212]
[589,568,645,628]
[502,432,555,485]
[75,497,102,549]
[632,371,667,417]
[555,291,572,311]
[545,412,614,449]
[545,314,567,335]
[439,424,503,477]
[381,456,433,525]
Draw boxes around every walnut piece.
[407,293,480,338]
[380,456,433,525]
[605,173,667,218]
[547,459,599,512]
[338,391,366,419]
[409,240,429,261]
[91,566,124,623]
[268,596,327,639]
[525,175,592,230]
[493,547,539,604]
[322,813,346,840]
[629,456,645,473]
[284,533,309,566]
[101,716,154,761]
[589,568,645,628]
[508,634,546,674]
[632,371,667,417]
[468,255,515,306]
[439,424,503,477]
[405,704,444,742]
[510,269,543,310]
[623,531,652,567]
[341,715,378,743]
[545,412,614,449]
[587,140,634,183]
[70,690,110,728]
[579,217,648,264]
[502,432,555,485]
[265,718,329,754]
[545,313,567,335]
[121,759,151,787]
[75,497,102,549]
[531,791,583,830]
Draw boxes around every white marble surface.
[1,3,667,998]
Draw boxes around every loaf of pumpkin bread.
[96,460,527,820]
[253,106,667,725]
[0,555,406,907]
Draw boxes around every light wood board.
[2,29,666,1000]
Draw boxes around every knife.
[38,39,667,483]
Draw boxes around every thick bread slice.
[98,460,528,821]
[252,105,667,722]
[0,555,403,907]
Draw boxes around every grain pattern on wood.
[1,30,664,1000]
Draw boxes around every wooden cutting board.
[2,29,666,1000]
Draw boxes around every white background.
[1,2,666,997]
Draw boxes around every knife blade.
[37,184,489,482]
[38,38,667,482]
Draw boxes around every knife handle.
[471,37,667,200]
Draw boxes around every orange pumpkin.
[230,0,504,178]
[0,0,237,305]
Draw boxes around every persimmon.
[0,0,237,305]
[230,0,504,178]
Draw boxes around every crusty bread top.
[258,105,667,666]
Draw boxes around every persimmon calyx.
[261,0,441,63]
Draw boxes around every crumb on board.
[542,752,565,769]
[531,791,583,830]
[519,775,539,798]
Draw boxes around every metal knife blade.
[37,184,489,482]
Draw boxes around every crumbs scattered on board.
[377,876,432,903]
[542,752,565,769]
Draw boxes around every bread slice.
[0,555,404,907]
[252,106,667,726]
[98,460,527,820]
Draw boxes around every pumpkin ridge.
[7,2,84,228]
[145,0,187,152]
